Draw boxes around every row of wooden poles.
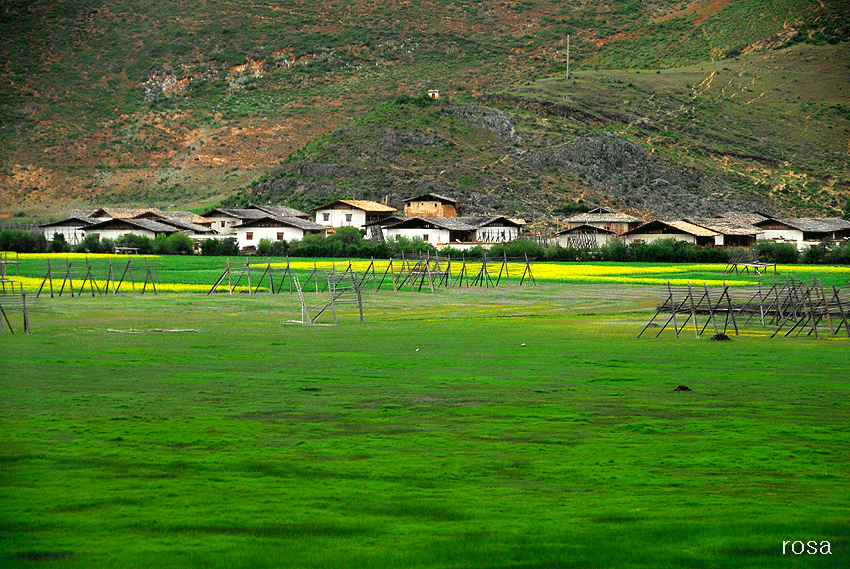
[35,258,157,298]
[209,252,536,295]
[0,281,31,335]
[641,276,850,339]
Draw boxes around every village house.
[83,217,181,242]
[39,214,99,245]
[200,205,310,235]
[753,217,850,250]
[563,207,644,235]
[313,199,398,231]
[554,224,619,249]
[381,216,524,249]
[684,218,762,247]
[233,215,328,252]
[403,193,458,218]
[621,220,719,247]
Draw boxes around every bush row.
[5,230,850,265]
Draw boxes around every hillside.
[1,0,848,220]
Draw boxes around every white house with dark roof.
[554,224,618,248]
[39,215,99,245]
[382,216,524,249]
[83,217,180,241]
[684,218,762,247]
[621,220,719,247]
[753,217,850,250]
[234,215,328,251]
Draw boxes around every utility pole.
[566,34,570,80]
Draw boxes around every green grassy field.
[1,267,848,567]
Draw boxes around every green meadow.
[1,263,848,567]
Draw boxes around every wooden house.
[402,193,458,218]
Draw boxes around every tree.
[49,233,71,253]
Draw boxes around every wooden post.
[22,293,30,335]
[669,283,679,339]
[687,283,699,339]
[0,302,8,334]
[246,257,252,295]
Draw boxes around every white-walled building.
[382,216,524,248]
[83,218,179,241]
[39,216,97,245]
[313,200,397,230]
[754,217,850,250]
[621,220,719,246]
[234,216,328,251]
[554,224,619,248]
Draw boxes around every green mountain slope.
[1,0,847,219]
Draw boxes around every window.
[423,234,429,242]
[345,214,352,222]
[246,232,253,240]
[323,213,330,221]
[93,234,100,240]
[276,232,284,240]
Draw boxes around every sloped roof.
[386,217,477,231]
[162,210,210,224]
[565,210,643,223]
[248,204,311,218]
[667,220,720,237]
[86,217,178,233]
[234,215,327,231]
[555,224,618,236]
[763,217,850,233]
[40,216,98,228]
[200,208,268,220]
[685,218,761,236]
[156,218,216,234]
[403,193,457,205]
[313,199,397,213]
[73,207,168,219]
[384,216,523,231]
[714,211,770,224]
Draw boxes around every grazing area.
[1,277,848,567]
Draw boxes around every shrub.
[74,234,112,254]
[201,238,239,256]
[755,241,800,263]
[0,230,48,253]
[49,233,71,253]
